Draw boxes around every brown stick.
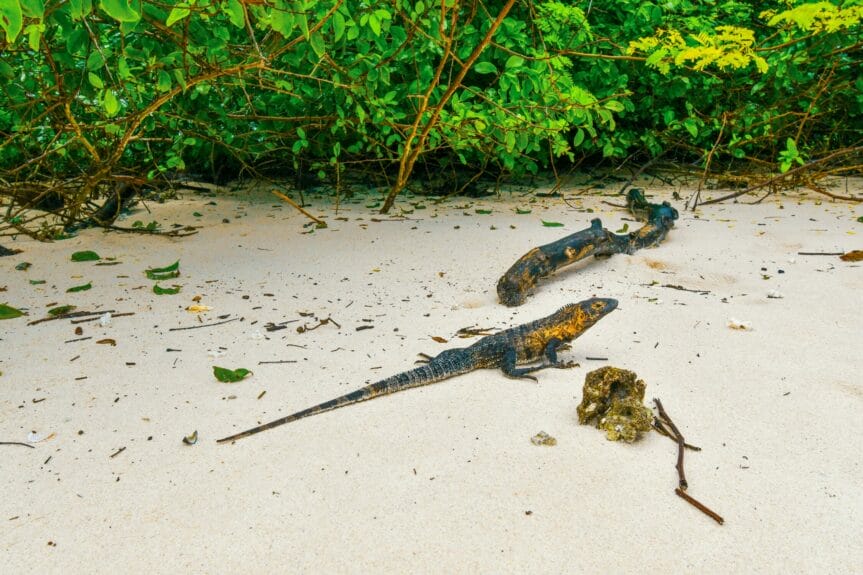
[654,398,687,490]
[699,146,863,206]
[28,310,117,326]
[0,441,35,448]
[652,418,701,451]
[380,0,518,213]
[168,317,239,331]
[271,189,327,227]
[675,488,725,525]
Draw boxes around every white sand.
[2,181,861,573]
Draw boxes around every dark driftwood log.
[496,189,678,306]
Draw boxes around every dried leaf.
[431,336,448,343]
[182,430,198,445]
[96,338,117,346]
[839,250,863,262]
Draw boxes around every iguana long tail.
[216,357,473,443]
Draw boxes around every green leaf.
[368,13,381,36]
[857,216,863,223]
[15,262,31,271]
[223,0,244,28]
[682,118,698,138]
[166,6,190,27]
[48,305,76,316]
[213,366,252,383]
[515,208,532,214]
[309,31,326,57]
[86,51,104,71]
[157,70,171,92]
[88,72,104,89]
[20,0,45,18]
[67,282,92,293]
[505,55,524,69]
[103,90,120,116]
[100,0,140,23]
[71,250,101,262]
[614,223,629,234]
[473,61,497,74]
[542,220,564,227]
[0,1,23,43]
[604,100,625,112]
[153,284,181,295]
[572,129,585,148]
[0,304,25,320]
[69,0,90,20]
[332,11,345,41]
[30,279,46,285]
[26,22,44,51]
[475,209,492,215]
[145,260,180,279]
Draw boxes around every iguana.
[217,297,618,443]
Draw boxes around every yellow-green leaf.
[0,1,23,43]
[103,90,120,116]
[100,0,140,23]
[166,6,190,27]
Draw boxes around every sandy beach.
[2,180,861,573]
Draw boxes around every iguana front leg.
[542,338,577,369]
[500,339,576,381]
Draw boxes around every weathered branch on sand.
[496,189,678,306]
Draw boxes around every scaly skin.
[217,297,618,443]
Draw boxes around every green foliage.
[71,250,101,262]
[145,260,180,280]
[213,366,252,383]
[0,304,25,320]
[0,0,859,220]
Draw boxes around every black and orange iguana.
[217,297,618,443]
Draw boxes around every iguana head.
[553,297,618,340]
